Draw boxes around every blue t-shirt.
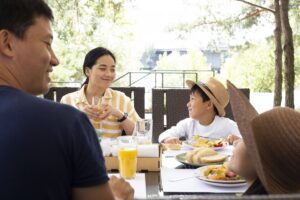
[0,86,109,199]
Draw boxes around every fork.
[168,176,195,182]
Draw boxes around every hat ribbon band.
[198,82,221,105]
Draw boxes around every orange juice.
[92,106,103,122]
[118,147,138,179]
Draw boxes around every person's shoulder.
[109,88,130,100]
[178,118,195,125]
[23,92,84,119]
[214,116,236,124]
[109,88,126,96]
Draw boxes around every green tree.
[47,0,140,84]
[225,42,275,92]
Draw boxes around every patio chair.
[43,87,78,102]
[43,86,145,118]
[111,87,145,118]
[152,88,190,143]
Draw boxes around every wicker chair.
[43,86,145,118]
[152,89,190,143]
[43,87,78,102]
[152,88,250,143]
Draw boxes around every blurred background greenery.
[47,0,300,108]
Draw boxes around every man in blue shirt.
[0,0,133,199]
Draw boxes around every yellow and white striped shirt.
[60,85,140,137]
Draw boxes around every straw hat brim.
[227,80,300,194]
[186,80,225,117]
[226,80,268,191]
[250,107,300,193]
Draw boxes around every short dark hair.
[190,84,210,102]
[82,47,116,86]
[0,0,53,39]
[190,84,219,115]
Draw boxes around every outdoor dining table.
[109,145,247,199]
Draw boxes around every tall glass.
[135,119,153,144]
[118,136,138,179]
[91,96,103,138]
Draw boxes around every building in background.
[140,47,228,73]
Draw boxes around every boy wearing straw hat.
[227,80,300,194]
[159,77,241,144]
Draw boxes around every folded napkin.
[101,140,159,158]
[137,144,159,157]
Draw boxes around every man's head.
[0,0,59,95]
[186,77,229,119]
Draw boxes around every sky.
[125,0,274,49]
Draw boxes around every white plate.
[194,165,247,187]
[175,153,227,167]
[182,140,227,151]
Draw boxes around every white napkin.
[102,140,159,158]
[137,144,159,157]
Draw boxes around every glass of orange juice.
[117,136,138,179]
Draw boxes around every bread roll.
[200,154,227,163]
[192,152,199,164]
[185,147,227,164]
[196,148,217,157]
[186,150,194,163]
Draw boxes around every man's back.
[0,86,108,199]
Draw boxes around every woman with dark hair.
[61,47,140,137]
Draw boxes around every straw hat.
[227,80,300,194]
[186,77,229,117]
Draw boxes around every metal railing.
[113,69,215,88]
[49,69,215,89]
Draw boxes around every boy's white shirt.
[158,116,241,142]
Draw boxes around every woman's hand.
[99,103,123,120]
[82,105,101,120]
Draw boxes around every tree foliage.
[225,42,275,92]
[225,40,300,92]
[47,0,141,83]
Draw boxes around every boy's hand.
[163,137,182,144]
[226,134,241,145]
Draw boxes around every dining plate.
[194,165,247,187]
[182,141,227,151]
[175,153,226,167]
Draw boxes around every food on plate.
[190,135,225,148]
[185,147,227,164]
[162,143,181,150]
[200,154,228,163]
[203,163,244,181]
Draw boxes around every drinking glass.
[135,119,153,144]
[117,136,138,179]
[91,96,103,137]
